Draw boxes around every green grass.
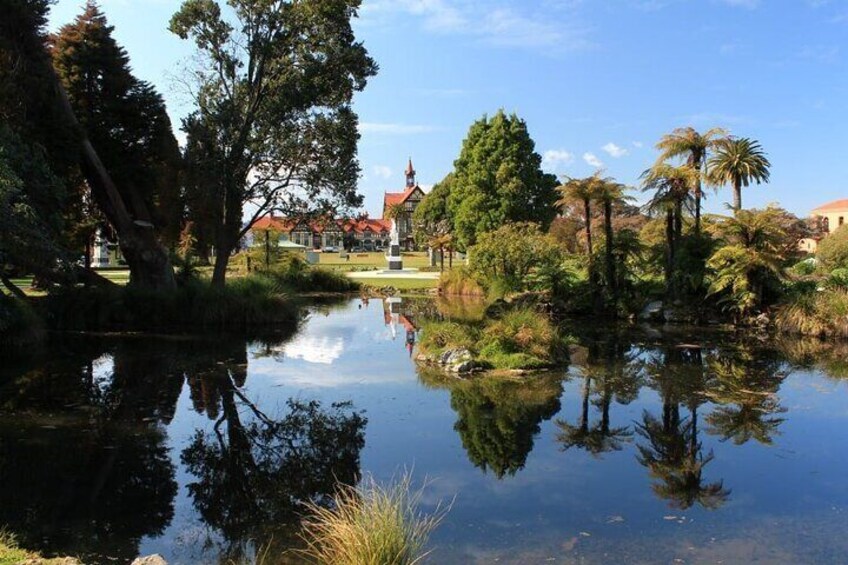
[299,472,449,565]
[356,277,438,290]
[0,531,79,564]
[319,252,440,273]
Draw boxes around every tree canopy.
[170,0,377,285]
[447,110,558,250]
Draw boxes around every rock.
[451,360,476,374]
[131,556,168,565]
[639,300,664,322]
[439,347,472,366]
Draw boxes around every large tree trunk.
[211,239,234,287]
[666,210,675,296]
[53,74,176,290]
[694,182,702,235]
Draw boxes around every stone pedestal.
[387,243,403,270]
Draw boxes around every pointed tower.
[405,158,416,188]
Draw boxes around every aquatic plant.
[299,472,449,565]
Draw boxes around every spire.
[405,157,416,188]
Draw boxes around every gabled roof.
[383,186,423,208]
[812,199,848,214]
[343,218,391,234]
[252,215,344,234]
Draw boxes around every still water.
[2,298,848,564]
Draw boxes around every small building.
[382,159,425,251]
[800,199,848,253]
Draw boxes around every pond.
[2,297,848,564]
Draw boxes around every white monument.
[386,219,403,271]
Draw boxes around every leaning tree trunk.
[53,74,176,290]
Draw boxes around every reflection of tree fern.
[704,350,787,446]
[636,409,730,510]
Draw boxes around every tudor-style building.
[383,159,425,250]
[251,215,391,250]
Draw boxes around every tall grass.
[438,268,484,297]
[775,288,848,338]
[299,472,449,565]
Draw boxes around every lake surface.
[2,297,848,564]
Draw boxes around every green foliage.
[52,3,183,247]
[706,208,793,317]
[790,258,817,277]
[447,110,558,250]
[829,268,848,289]
[418,306,570,371]
[170,0,377,283]
[816,225,848,271]
[468,222,566,294]
[707,137,771,211]
[413,173,453,247]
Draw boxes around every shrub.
[418,320,478,355]
[299,472,449,565]
[477,308,570,369]
[791,258,817,277]
[775,287,848,338]
[829,268,848,289]
[817,225,848,270]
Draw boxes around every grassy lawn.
[318,251,436,272]
[355,276,438,290]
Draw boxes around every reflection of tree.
[556,339,639,457]
[181,354,367,562]
[0,339,181,563]
[420,369,563,478]
[636,345,730,510]
[704,348,787,445]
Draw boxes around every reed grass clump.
[775,288,848,338]
[299,473,449,565]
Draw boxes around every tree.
[706,207,792,317]
[52,1,184,254]
[816,225,848,271]
[641,164,699,296]
[708,137,771,212]
[169,0,377,286]
[594,177,631,305]
[655,127,728,233]
[413,173,453,245]
[468,222,564,293]
[2,0,178,289]
[447,110,558,250]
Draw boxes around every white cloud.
[583,152,604,168]
[632,141,644,148]
[361,0,590,52]
[602,142,628,158]
[360,122,441,135]
[373,165,393,179]
[542,149,575,169]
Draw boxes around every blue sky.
[48,0,848,218]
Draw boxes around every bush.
[418,320,478,354]
[817,225,848,271]
[299,472,449,565]
[791,258,817,277]
[829,268,848,289]
[775,287,848,338]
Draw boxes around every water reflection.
[556,338,640,456]
[420,369,564,478]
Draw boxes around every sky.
[47,0,848,219]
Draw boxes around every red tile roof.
[383,186,419,208]
[812,199,848,213]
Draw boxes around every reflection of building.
[800,199,848,253]
[382,160,425,251]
